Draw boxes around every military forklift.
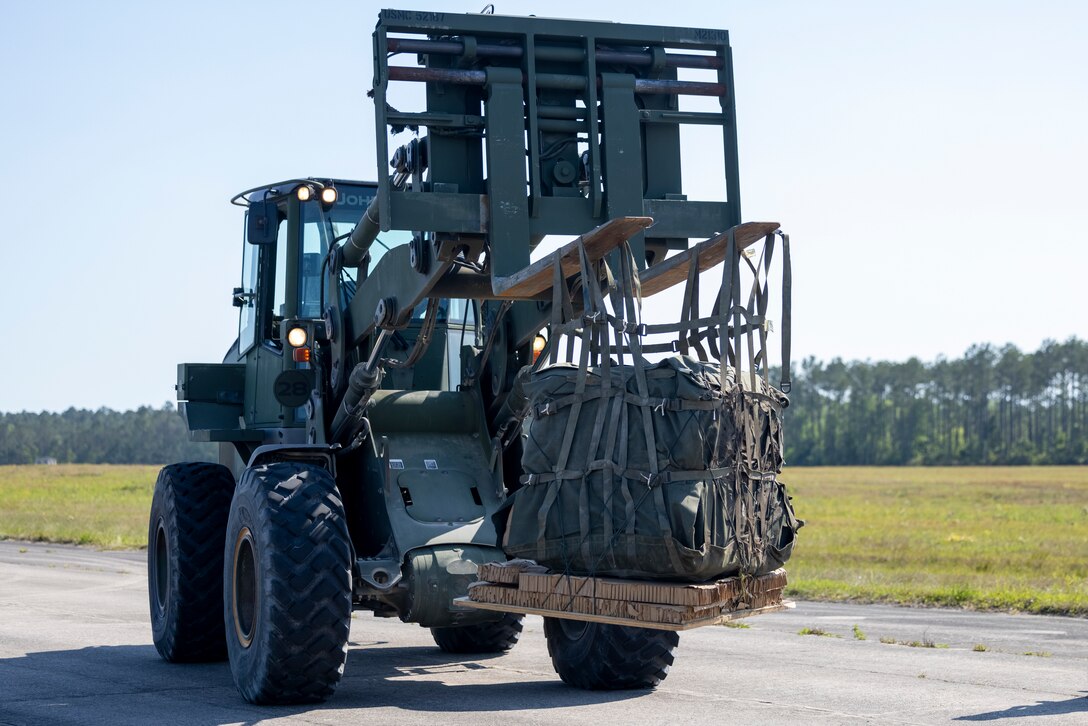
[149,8,782,704]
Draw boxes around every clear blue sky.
[1,0,1085,412]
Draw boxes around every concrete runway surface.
[0,541,1085,725]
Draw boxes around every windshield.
[299,186,416,314]
[324,209,411,273]
[318,186,412,269]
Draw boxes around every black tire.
[224,462,352,705]
[148,462,235,662]
[430,613,524,654]
[543,618,679,690]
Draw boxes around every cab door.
[239,197,295,430]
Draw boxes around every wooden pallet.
[455,562,792,632]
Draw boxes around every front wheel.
[543,618,679,690]
[224,462,352,705]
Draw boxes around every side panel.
[357,390,504,559]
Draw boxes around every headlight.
[320,186,337,205]
[296,185,313,202]
[287,327,308,347]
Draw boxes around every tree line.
[1,338,1085,466]
[784,337,1087,465]
[0,405,216,465]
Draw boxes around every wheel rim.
[153,520,168,613]
[232,527,257,648]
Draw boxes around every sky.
[1,0,1085,413]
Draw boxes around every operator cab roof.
[230,178,377,207]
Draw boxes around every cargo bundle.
[500,230,800,582]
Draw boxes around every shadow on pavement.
[336,643,642,711]
[954,693,1088,721]
[0,639,644,724]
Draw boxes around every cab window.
[238,234,259,354]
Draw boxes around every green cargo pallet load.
[501,233,800,581]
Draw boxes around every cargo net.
[502,229,801,582]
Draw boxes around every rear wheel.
[148,462,235,662]
[430,613,524,654]
[224,462,352,705]
[543,618,678,690]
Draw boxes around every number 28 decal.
[273,370,312,408]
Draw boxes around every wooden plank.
[516,568,787,607]
[453,598,795,631]
[454,596,710,631]
[469,579,785,613]
[640,221,780,298]
[477,559,549,585]
[491,216,654,299]
[719,600,795,623]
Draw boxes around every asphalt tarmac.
[0,541,1084,725]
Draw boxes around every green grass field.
[1,464,1086,615]
[784,466,1088,616]
[0,464,159,548]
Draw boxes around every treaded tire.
[543,618,678,690]
[148,462,235,662]
[430,613,524,654]
[224,462,352,705]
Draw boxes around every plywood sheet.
[640,221,780,297]
[491,216,654,299]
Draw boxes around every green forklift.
[149,8,778,704]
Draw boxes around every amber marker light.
[532,334,547,363]
[320,186,337,205]
[296,185,313,202]
[287,327,308,347]
[292,347,311,363]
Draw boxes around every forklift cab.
[232,179,474,431]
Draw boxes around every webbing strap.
[536,391,723,418]
[581,249,617,567]
[520,466,732,486]
[643,313,766,335]
[616,244,683,573]
[679,250,700,359]
[535,477,561,562]
[578,473,592,568]
[592,319,767,357]
[600,391,625,570]
[713,229,737,463]
[536,246,581,563]
[616,395,636,561]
